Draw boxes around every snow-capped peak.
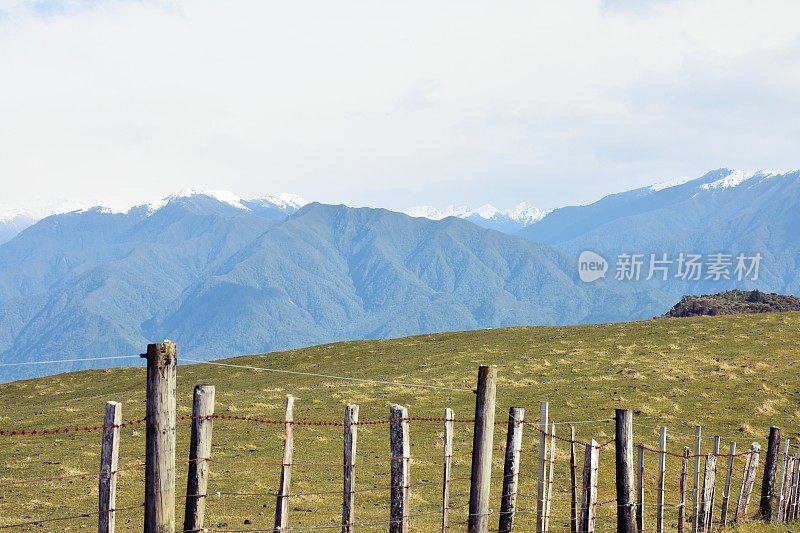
[404,205,471,220]
[699,170,776,190]
[147,189,249,212]
[405,201,547,230]
[256,193,309,210]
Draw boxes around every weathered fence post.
[272,395,294,533]
[656,426,667,533]
[570,425,579,533]
[342,404,359,533]
[776,438,791,523]
[544,422,556,533]
[183,385,215,533]
[390,404,411,533]
[499,407,524,533]
[636,445,644,533]
[615,409,637,533]
[692,425,702,533]
[709,435,720,529]
[579,439,599,533]
[719,441,736,527]
[791,448,800,521]
[678,446,690,533]
[735,443,761,521]
[780,450,796,523]
[442,408,454,533]
[698,454,717,533]
[142,341,177,533]
[468,365,497,533]
[760,426,781,521]
[537,401,549,533]
[98,401,122,533]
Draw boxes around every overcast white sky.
[1,0,799,216]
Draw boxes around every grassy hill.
[2,313,800,531]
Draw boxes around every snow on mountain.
[649,176,693,192]
[404,202,547,233]
[699,170,777,190]
[256,193,309,210]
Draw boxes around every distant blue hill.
[518,168,800,296]
[0,191,667,381]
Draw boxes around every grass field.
[2,312,800,532]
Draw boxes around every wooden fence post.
[579,440,599,533]
[656,426,667,533]
[390,404,411,533]
[776,438,791,523]
[98,401,122,533]
[735,443,761,522]
[615,409,637,533]
[142,341,177,533]
[698,454,717,533]
[691,425,702,533]
[570,425,578,533]
[791,449,800,521]
[537,401,549,533]
[544,422,556,533]
[342,404,359,533]
[709,435,720,529]
[272,395,294,533]
[468,365,497,533]
[760,426,781,521]
[780,452,796,523]
[499,407,524,533]
[442,408,454,533]
[678,447,690,533]
[719,441,736,527]
[183,385,216,533]
[636,445,644,533]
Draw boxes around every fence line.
[4,345,800,533]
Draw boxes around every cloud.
[0,0,799,214]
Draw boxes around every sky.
[1,0,800,217]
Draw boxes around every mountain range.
[1,168,797,382]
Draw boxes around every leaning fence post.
[98,401,122,533]
[656,426,667,533]
[141,341,177,533]
[636,444,644,533]
[390,404,411,533]
[272,395,294,533]
[692,425,702,533]
[678,446,690,533]
[499,407,524,533]
[719,441,736,527]
[342,404,359,533]
[537,401,549,533]
[441,408,454,533]
[183,385,216,533]
[570,425,579,533]
[735,443,761,521]
[699,453,718,533]
[615,409,636,533]
[544,422,556,533]
[760,426,781,521]
[468,365,497,533]
[579,439,599,533]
